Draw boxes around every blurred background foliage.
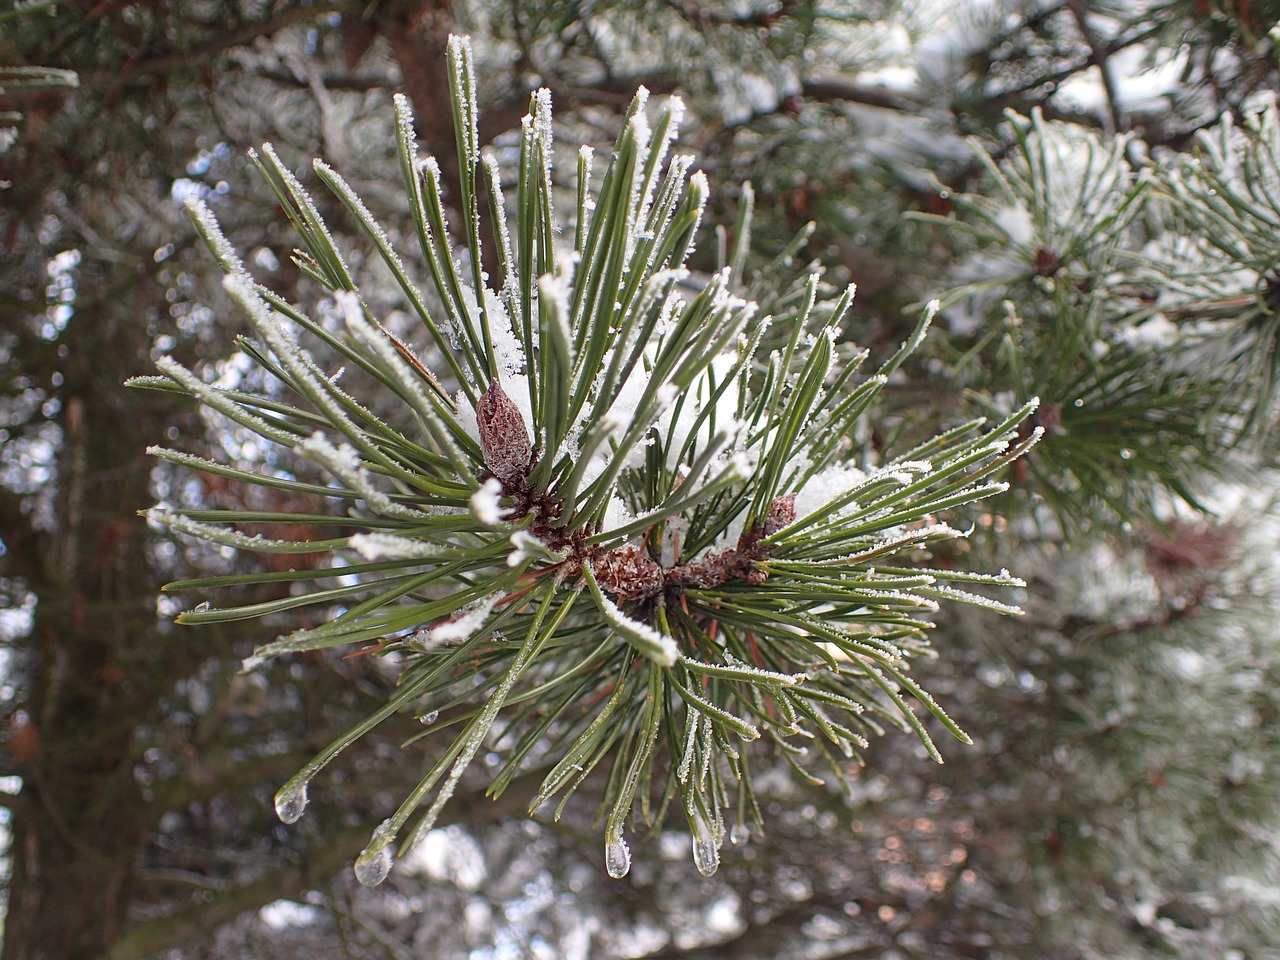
[1,1,1278,958]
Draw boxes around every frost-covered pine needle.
[139,34,1039,890]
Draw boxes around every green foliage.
[1151,100,1280,443]
[918,101,1280,534]
[134,35,1036,882]
[0,64,78,155]
[939,504,1280,958]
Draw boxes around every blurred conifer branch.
[913,96,1280,534]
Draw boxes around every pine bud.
[477,379,532,483]
[762,494,796,536]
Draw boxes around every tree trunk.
[2,294,183,959]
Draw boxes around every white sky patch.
[912,1,1001,86]
[398,825,488,891]
[0,590,35,643]
[259,899,325,930]
[1054,43,1190,117]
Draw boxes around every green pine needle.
[138,34,1037,883]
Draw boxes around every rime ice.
[469,477,507,525]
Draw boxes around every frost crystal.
[186,197,246,275]
[411,591,504,648]
[153,356,295,447]
[470,477,507,525]
[147,508,289,552]
[348,532,445,561]
[301,432,426,519]
[594,582,679,666]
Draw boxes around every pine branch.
[99,823,374,960]
[82,4,341,88]
[140,33,1036,885]
[1066,0,1127,135]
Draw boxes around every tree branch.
[1067,0,1126,135]
[83,4,342,89]
[99,822,374,960]
[0,484,48,589]
[800,78,918,113]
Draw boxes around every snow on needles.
[470,477,507,525]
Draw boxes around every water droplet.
[353,819,396,887]
[605,832,631,879]
[692,816,720,877]
[730,823,749,846]
[354,845,393,887]
[193,601,211,613]
[273,780,308,824]
[419,710,439,725]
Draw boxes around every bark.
[100,824,374,960]
[2,292,190,958]
[0,6,354,954]
[372,0,460,196]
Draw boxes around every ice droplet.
[692,818,721,877]
[419,710,439,725]
[354,845,392,887]
[354,819,395,887]
[730,823,749,846]
[273,780,308,824]
[604,832,631,879]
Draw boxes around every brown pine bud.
[762,494,796,536]
[477,379,532,483]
